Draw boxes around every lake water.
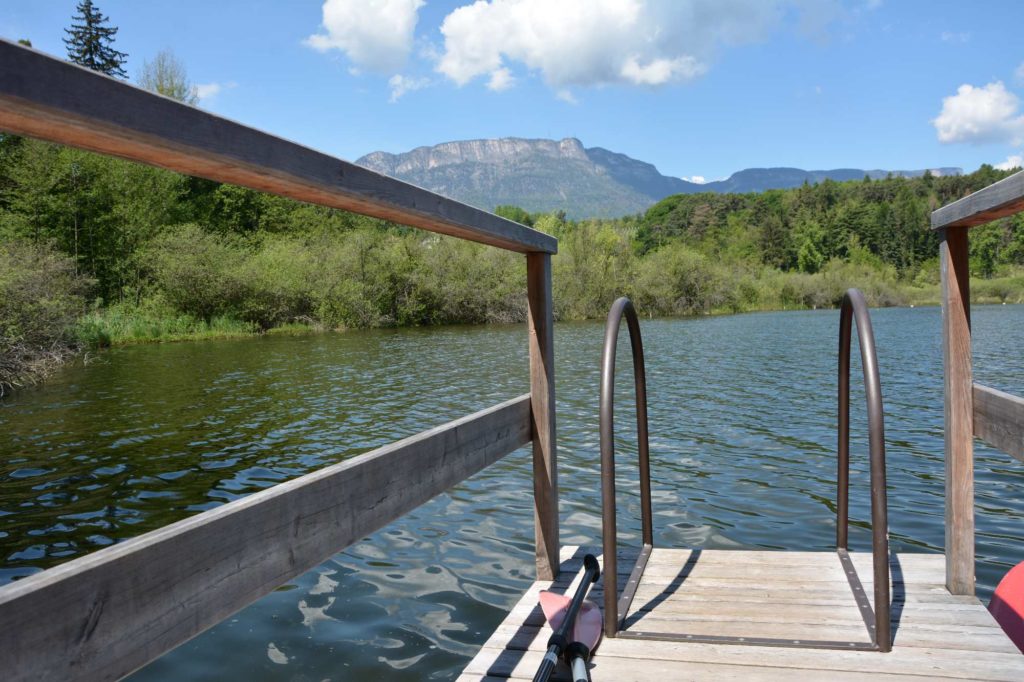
[2,305,1023,680]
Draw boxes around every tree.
[63,0,128,78]
[494,204,533,226]
[137,49,197,104]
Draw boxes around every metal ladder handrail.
[600,297,654,637]
[837,288,892,652]
[597,292,892,650]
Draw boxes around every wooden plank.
[846,552,947,585]
[932,170,1024,230]
[617,617,1015,653]
[527,252,559,581]
[467,547,1024,681]
[940,227,975,595]
[0,395,532,682]
[0,40,556,255]
[464,644,1024,681]
[467,635,1024,680]
[494,603,999,636]
[973,383,1024,462]
[561,548,946,570]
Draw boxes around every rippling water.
[2,305,1023,680]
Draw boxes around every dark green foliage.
[63,0,127,78]
[138,225,525,331]
[494,205,534,226]
[1,133,1023,396]
[638,169,1012,274]
[0,241,90,394]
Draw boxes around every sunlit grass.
[77,300,256,347]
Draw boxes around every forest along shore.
[2,129,1024,397]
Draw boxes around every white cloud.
[940,31,971,44]
[195,81,237,102]
[555,89,578,105]
[306,0,424,73]
[387,74,430,102]
[487,67,515,91]
[436,0,787,92]
[934,81,1024,145]
[195,83,221,100]
[996,154,1023,171]
[620,55,706,85]
[684,175,707,184]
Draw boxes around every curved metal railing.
[599,297,654,637]
[837,288,892,652]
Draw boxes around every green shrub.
[0,240,90,394]
[76,297,257,345]
[143,224,246,323]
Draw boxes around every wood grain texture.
[527,252,559,581]
[973,383,1024,463]
[0,395,532,682]
[0,40,556,255]
[466,547,1024,681]
[931,170,1024,230]
[940,228,975,595]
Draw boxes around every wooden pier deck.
[460,546,1024,681]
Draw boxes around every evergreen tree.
[63,0,127,78]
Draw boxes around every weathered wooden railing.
[932,169,1024,595]
[0,39,559,681]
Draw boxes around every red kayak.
[990,561,1024,653]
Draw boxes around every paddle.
[565,599,603,682]
[532,553,600,682]
[538,595,602,681]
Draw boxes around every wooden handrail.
[0,39,556,255]
[973,383,1024,463]
[931,170,1024,230]
[0,395,532,682]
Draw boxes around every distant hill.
[700,166,962,194]
[355,138,960,219]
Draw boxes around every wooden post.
[940,227,974,595]
[527,252,559,580]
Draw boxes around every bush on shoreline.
[0,241,90,395]
[3,141,1023,395]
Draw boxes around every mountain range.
[355,137,960,219]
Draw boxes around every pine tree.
[62,0,128,78]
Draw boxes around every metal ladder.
[597,289,893,651]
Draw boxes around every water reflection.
[0,305,1022,680]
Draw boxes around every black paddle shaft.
[532,554,601,682]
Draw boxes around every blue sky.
[2,1,1023,182]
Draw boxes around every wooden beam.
[0,395,532,682]
[940,227,975,595]
[932,170,1024,230]
[973,383,1024,463]
[0,40,556,255]
[527,252,559,581]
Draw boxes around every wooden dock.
[461,546,1024,681]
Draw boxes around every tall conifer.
[62,0,127,78]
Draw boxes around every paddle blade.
[538,590,573,632]
[573,600,603,651]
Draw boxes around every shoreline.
[5,293,1020,399]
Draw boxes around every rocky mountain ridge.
[356,138,960,219]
